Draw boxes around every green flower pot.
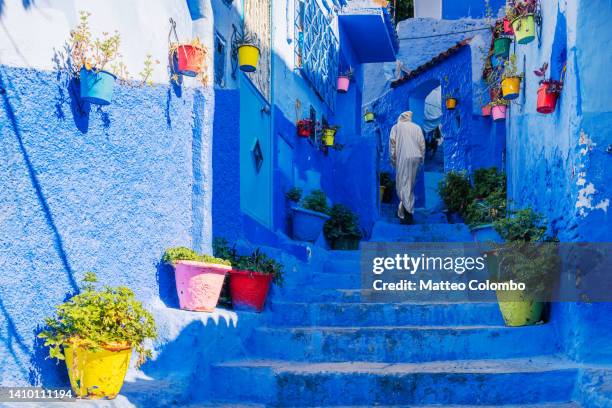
[493,37,512,58]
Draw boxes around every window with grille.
[214,32,226,88]
[294,0,339,111]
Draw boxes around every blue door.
[240,75,272,227]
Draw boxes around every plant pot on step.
[493,37,512,58]
[501,76,521,100]
[512,14,536,44]
[291,207,330,242]
[176,44,205,77]
[79,68,116,105]
[64,341,132,399]
[491,105,507,121]
[238,44,260,72]
[337,75,350,93]
[445,97,457,110]
[496,290,544,326]
[174,260,230,311]
[229,270,273,312]
[537,83,560,114]
[445,211,464,224]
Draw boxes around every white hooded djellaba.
[389,111,426,219]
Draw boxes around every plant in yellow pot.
[236,31,260,73]
[39,273,156,399]
[490,209,558,327]
[501,54,523,100]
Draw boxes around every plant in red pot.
[534,62,563,114]
[169,37,208,85]
[297,119,314,138]
[162,247,231,312]
[221,244,284,312]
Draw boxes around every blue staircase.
[202,208,582,407]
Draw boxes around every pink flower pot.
[337,76,350,93]
[482,105,492,116]
[491,105,507,121]
[174,261,231,312]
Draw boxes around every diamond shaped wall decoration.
[252,139,264,172]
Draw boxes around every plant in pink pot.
[162,247,232,312]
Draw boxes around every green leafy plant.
[464,190,507,228]
[285,187,303,203]
[162,246,231,266]
[503,54,522,79]
[438,171,473,214]
[491,97,510,107]
[472,167,506,199]
[301,190,329,215]
[213,239,284,286]
[506,0,537,22]
[493,208,547,242]
[236,30,259,47]
[323,204,363,245]
[38,273,157,367]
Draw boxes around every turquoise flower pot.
[80,68,117,105]
[291,207,330,242]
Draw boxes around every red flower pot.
[297,120,314,138]
[482,105,492,117]
[503,17,514,35]
[176,44,205,77]
[537,83,560,114]
[229,270,273,312]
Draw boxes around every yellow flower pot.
[64,342,132,399]
[322,129,336,146]
[496,290,544,327]
[501,76,521,100]
[512,14,536,44]
[379,186,385,202]
[445,98,457,110]
[238,44,260,73]
[364,112,375,122]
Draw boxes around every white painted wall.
[0,0,199,84]
[413,0,441,19]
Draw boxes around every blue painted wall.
[0,66,213,386]
[442,0,506,19]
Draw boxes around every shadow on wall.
[0,0,36,18]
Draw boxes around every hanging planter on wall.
[512,14,536,44]
[80,69,117,106]
[337,75,350,93]
[322,127,338,146]
[503,17,515,35]
[537,81,562,114]
[493,37,512,58]
[235,31,260,72]
[176,43,205,77]
[445,97,458,110]
[364,111,375,123]
[501,55,523,100]
[491,101,509,121]
[297,119,314,138]
[482,104,492,117]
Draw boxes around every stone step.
[203,403,580,408]
[266,301,505,327]
[250,324,558,363]
[311,272,361,288]
[210,356,578,406]
[370,221,473,242]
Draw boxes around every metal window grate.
[214,32,226,88]
[294,0,339,111]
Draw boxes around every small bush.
[285,187,303,203]
[438,171,473,214]
[301,190,329,214]
[162,246,231,266]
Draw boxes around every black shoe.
[405,212,414,225]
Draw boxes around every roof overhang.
[339,8,398,63]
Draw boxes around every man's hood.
[398,111,413,123]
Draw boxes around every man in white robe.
[389,111,426,224]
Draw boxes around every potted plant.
[162,247,232,312]
[444,95,458,110]
[285,187,302,204]
[482,103,492,117]
[534,63,563,114]
[491,208,554,327]
[170,37,206,77]
[297,119,314,138]
[364,111,375,123]
[337,68,352,93]
[290,189,331,242]
[501,54,523,100]
[465,167,507,244]
[229,249,284,312]
[506,0,538,44]
[236,31,260,72]
[503,17,515,35]
[322,125,340,147]
[438,171,472,223]
[324,204,363,250]
[491,98,510,121]
[69,12,124,105]
[493,20,512,59]
[38,273,156,399]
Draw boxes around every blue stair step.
[323,258,361,274]
[266,302,505,327]
[370,221,473,242]
[210,356,578,406]
[250,324,558,363]
[311,272,361,288]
